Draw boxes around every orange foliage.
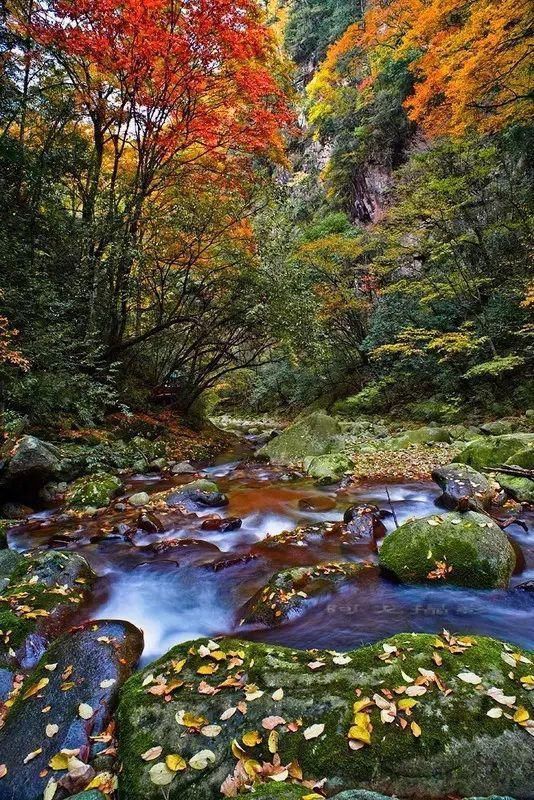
[0,316,29,371]
[312,0,533,137]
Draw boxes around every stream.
[8,443,534,666]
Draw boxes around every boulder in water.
[303,453,352,483]
[65,472,122,510]
[379,511,515,589]
[118,633,534,799]
[455,434,534,471]
[0,619,143,800]
[432,463,495,510]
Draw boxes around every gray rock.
[432,463,495,510]
[128,491,150,507]
[258,412,343,465]
[171,461,197,474]
[0,619,143,800]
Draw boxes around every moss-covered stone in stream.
[302,453,352,483]
[494,473,534,503]
[455,434,534,471]
[378,511,515,589]
[117,633,534,800]
[258,412,342,465]
[240,563,375,626]
[0,551,95,668]
[505,446,534,470]
[65,471,122,509]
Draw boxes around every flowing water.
[8,444,534,665]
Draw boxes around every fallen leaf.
[24,748,42,764]
[304,723,324,740]
[242,731,262,747]
[78,703,93,720]
[23,677,49,700]
[141,747,162,761]
[149,762,175,785]
[262,716,286,730]
[201,725,222,738]
[457,672,482,685]
[99,679,115,689]
[272,688,284,701]
[166,754,187,772]
[411,721,422,737]
[46,724,59,738]
[487,707,503,718]
[189,750,216,770]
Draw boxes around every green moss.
[258,413,342,465]
[0,521,17,548]
[379,511,515,588]
[302,453,352,482]
[494,473,534,503]
[65,471,122,509]
[118,633,534,800]
[455,434,534,470]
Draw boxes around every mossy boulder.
[0,619,143,800]
[118,633,534,800]
[240,563,374,626]
[303,453,352,483]
[0,551,96,671]
[494,474,534,504]
[166,479,228,510]
[431,463,495,511]
[394,427,452,446]
[455,434,534,471]
[379,511,515,589]
[253,518,376,565]
[258,413,342,466]
[480,420,520,436]
[65,472,122,510]
[505,447,534,470]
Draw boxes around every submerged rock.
[379,511,516,589]
[455,434,534,471]
[201,517,242,532]
[166,479,228,510]
[0,619,143,800]
[432,463,495,510]
[118,633,534,800]
[240,562,375,626]
[65,472,122,510]
[298,495,337,512]
[258,412,342,466]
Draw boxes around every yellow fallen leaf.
[348,712,371,745]
[268,730,279,754]
[23,677,49,699]
[411,721,422,737]
[166,754,187,772]
[514,707,530,724]
[242,730,262,747]
[353,697,373,714]
[197,664,217,675]
[49,753,69,770]
[24,748,42,764]
[398,698,418,711]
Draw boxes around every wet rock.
[432,463,495,511]
[65,473,122,510]
[514,580,534,592]
[480,419,520,436]
[118,633,534,800]
[455,433,534,471]
[0,619,143,800]
[171,461,197,475]
[380,427,453,450]
[0,548,24,590]
[209,553,258,572]
[201,517,242,532]
[0,519,17,548]
[253,520,376,564]
[0,551,96,672]
[137,511,165,534]
[258,412,342,465]
[343,505,387,541]
[166,479,228,510]
[379,511,516,589]
[128,491,150,507]
[303,453,352,483]
[240,562,375,626]
[298,495,337,512]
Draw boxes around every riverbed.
[8,445,534,666]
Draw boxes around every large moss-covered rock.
[118,633,534,800]
[455,434,534,471]
[0,551,96,671]
[0,619,143,800]
[65,472,122,509]
[505,447,534,470]
[494,474,534,504]
[258,413,342,465]
[392,427,452,447]
[431,463,495,511]
[379,511,515,589]
[166,479,228,510]
[303,453,352,483]
[2,436,60,486]
[240,563,374,626]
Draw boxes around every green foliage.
[284,0,361,65]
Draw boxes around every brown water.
[8,447,534,665]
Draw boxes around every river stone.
[65,472,122,509]
[166,479,228,510]
[392,427,452,447]
[128,491,150,507]
[379,511,515,589]
[258,412,342,466]
[240,563,375,626]
[494,473,534,504]
[455,434,534,471]
[0,619,143,800]
[303,453,352,483]
[480,420,520,436]
[0,551,96,672]
[172,461,197,474]
[3,435,61,487]
[505,446,534,470]
[431,463,495,510]
[118,633,534,800]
